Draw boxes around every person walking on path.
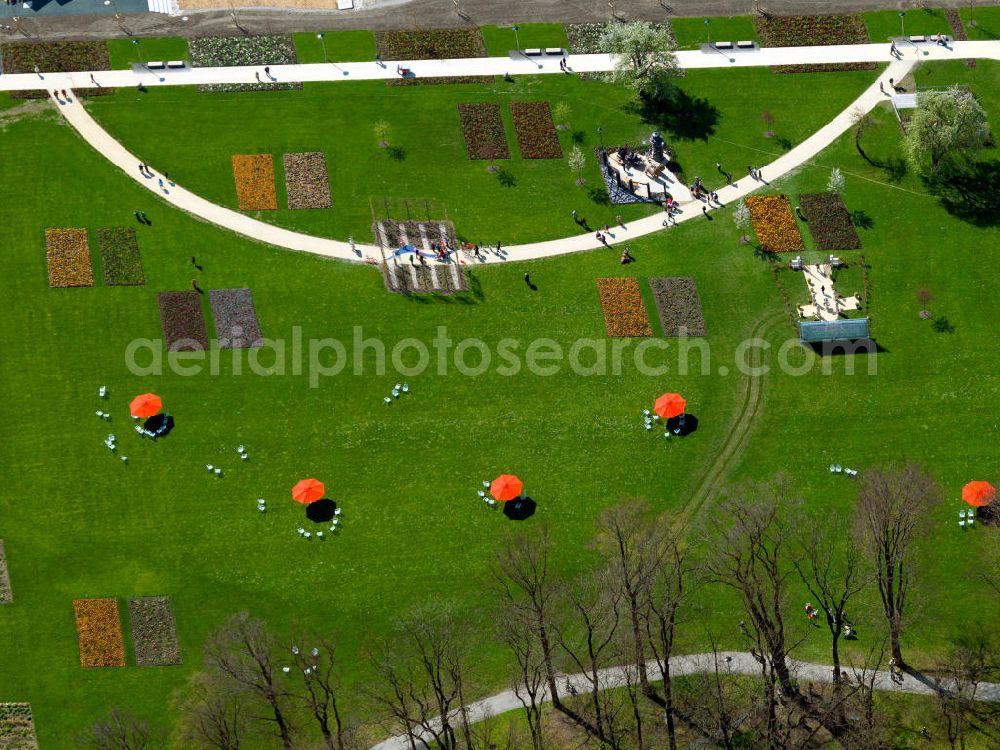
[748,165,757,180]
[264,66,271,79]
[255,71,261,82]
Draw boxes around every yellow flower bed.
[746,195,804,252]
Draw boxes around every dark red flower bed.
[648,277,707,336]
[754,15,876,73]
[128,596,181,667]
[157,291,208,351]
[458,103,510,161]
[511,102,563,160]
[377,28,492,86]
[209,288,263,349]
[798,192,861,251]
[2,42,115,98]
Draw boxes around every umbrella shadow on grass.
[143,413,174,437]
[306,498,337,523]
[503,496,536,521]
[665,414,698,437]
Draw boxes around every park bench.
[166,60,187,69]
[714,41,734,50]
[909,35,927,43]
[146,61,166,70]
[737,40,756,49]
[545,48,564,55]
[523,48,543,56]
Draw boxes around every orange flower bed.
[232,154,277,211]
[45,228,93,287]
[73,598,125,668]
[596,278,653,338]
[745,195,804,252]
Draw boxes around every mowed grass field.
[0,58,998,746]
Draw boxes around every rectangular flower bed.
[511,102,563,159]
[128,596,181,667]
[45,228,93,288]
[209,288,263,349]
[157,291,208,351]
[283,152,331,210]
[0,703,38,750]
[745,195,805,252]
[754,15,876,73]
[798,192,861,251]
[0,40,111,74]
[376,28,491,86]
[0,540,11,603]
[189,35,300,93]
[73,598,125,668]
[232,154,277,211]
[97,228,145,286]
[458,103,509,161]
[648,277,707,336]
[596,278,653,338]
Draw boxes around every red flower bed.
[510,102,563,159]
[458,103,509,161]
[798,192,861,250]
[597,278,653,338]
[754,15,876,73]
[157,291,208,351]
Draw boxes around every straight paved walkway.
[24,41,997,264]
[370,650,1000,750]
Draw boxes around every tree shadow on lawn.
[387,146,407,162]
[587,184,611,206]
[624,88,720,142]
[930,159,1000,228]
[850,209,874,230]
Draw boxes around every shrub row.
[232,154,278,211]
[458,103,509,160]
[209,288,264,349]
[128,596,181,667]
[648,277,707,336]
[157,291,208,351]
[798,192,861,250]
[511,101,563,159]
[746,195,805,252]
[596,278,653,337]
[97,227,145,286]
[283,152,331,210]
[73,598,125,668]
[45,228,93,288]
[754,15,877,73]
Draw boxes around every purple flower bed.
[209,288,263,349]
[128,596,181,667]
[648,277,707,336]
[157,291,208,351]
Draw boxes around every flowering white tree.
[599,21,680,98]
[827,167,845,194]
[905,88,990,173]
[568,145,587,186]
[733,200,752,243]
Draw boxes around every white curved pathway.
[369,650,1000,750]
[21,40,999,264]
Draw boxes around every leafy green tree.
[904,88,990,173]
[599,21,680,98]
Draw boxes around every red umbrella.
[292,478,325,505]
[490,474,523,502]
[962,481,996,507]
[653,392,686,419]
[129,393,162,418]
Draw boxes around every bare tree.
[290,635,355,749]
[706,480,802,749]
[496,606,546,750]
[204,612,295,749]
[793,518,868,686]
[854,464,939,668]
[555,572,625,749]
[841,638,891,750]
[372,606,472,750]
[642,521,692,750]
[77,708,154,750]
[179,673,246,750]
[935,635,1000,750]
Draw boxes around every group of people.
[804,602,857,640]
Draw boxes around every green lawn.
[961,6,1000,40]
[292,29,377,63]
[481,23,569,55]
[672,15,758,49]
[84,66,880,245]
[107,37,190,70]
[863,8,951,42]
[0,50,998,748]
